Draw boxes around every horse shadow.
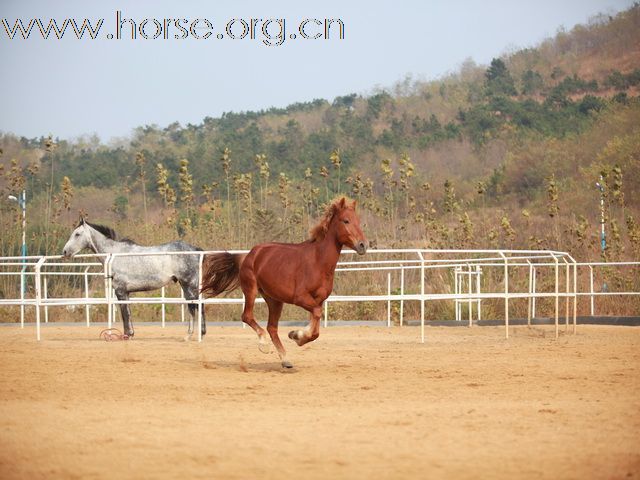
[183,358,297,373]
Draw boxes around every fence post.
[102,257,109,326]
[181,291,185,323]
[161,286,166,328]
[467,263,472,327]
[386,273,391,327]
[551,253,559,339]
[476,266,482,321]
[532,266,537,319]
[418,251,425,343]
[499,252,509,339]
[527,260,533,326]
[573,259,578,334]
[20,271,25,328]
[242,293,246,328]
[589,265,595,316]
[105,254,113,329]
[84,267,91,327]
[198,253,204,343]
[400,266,405,327]
[454,266,459,321]
[324,300,328,328]
[35,257,45,341]
[564,257,570,331]
[43,276,49,324]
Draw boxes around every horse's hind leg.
[264,295,291,368]
[114,289,134,337]
[186,302,206,337]
[186,304,206,337]
[240,275,269,352]
[181,283,206,338]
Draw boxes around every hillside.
[0,5,639,269]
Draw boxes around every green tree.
[521,69,544,95]
[485,58,517,97]
[112,195,129,220]
[135,152,148,223]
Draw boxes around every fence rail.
[1,249,638,342]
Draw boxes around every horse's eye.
[343,219,350,224]
[75,233,80,237]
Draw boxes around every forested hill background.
[1,5,639,263]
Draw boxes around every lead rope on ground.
[99,328,129,341]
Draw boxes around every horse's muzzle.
[355,241,367,256]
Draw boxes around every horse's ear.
[338,197,346,209]
[352,199,357,209]
[78,214,85,226]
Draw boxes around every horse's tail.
[200,252,245,296]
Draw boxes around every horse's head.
[62,218,93,258]
[333,197,367,255]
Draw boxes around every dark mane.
[80,221,137,244]
[83,221,117,240]
[308,197,352,242]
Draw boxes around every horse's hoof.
[281,360,293,369]
[288,330,298,340]
[258,341,271,354]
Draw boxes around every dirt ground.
[0,323,639,480]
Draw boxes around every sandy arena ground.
[0,323,639,479]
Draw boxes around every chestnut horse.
[201,197,367,368]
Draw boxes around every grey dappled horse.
[62,219,206,338]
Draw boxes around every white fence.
[1,249,638,342]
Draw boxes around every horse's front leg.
[115,289,134,337]
[288,305,322,347]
